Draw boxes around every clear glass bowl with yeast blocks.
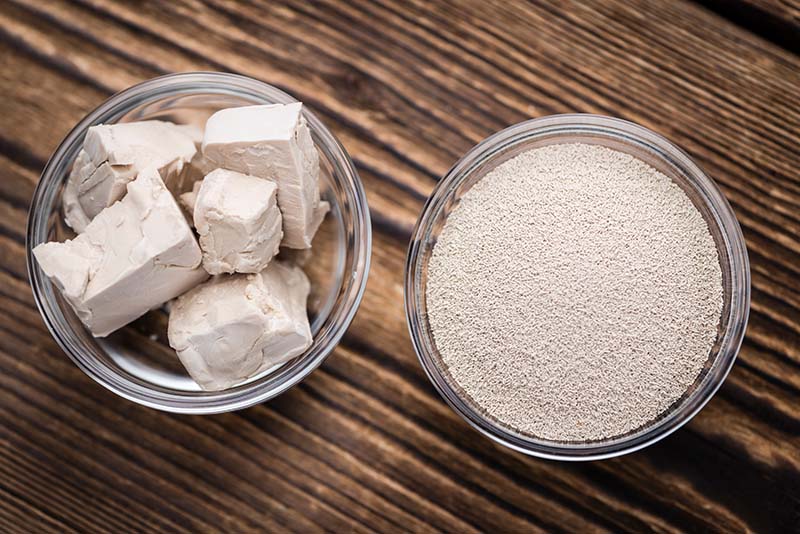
[405,115,750,460]
[27,72,371,414]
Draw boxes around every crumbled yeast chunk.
[36,167,207,336]
[179,179,202,216]
[202,103,327,249]
[193,168,283,275]
[63,120,197,232]
[167,262,312,391]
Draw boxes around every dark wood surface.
[1,1,799,532]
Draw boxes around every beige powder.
[426,143,723,442]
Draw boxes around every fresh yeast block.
[63,121,196,232]
[167,262,312,390]
[193,169,283,275]
[36,167,207,337]
[202,103,327,249]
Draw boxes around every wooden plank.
[0,0,798,532]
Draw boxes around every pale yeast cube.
[179,179,202,215]
[82,120,196,167]
[194,168,283,274]
[63,149,135,233]
[167,262,312,391]
[63,121,197,232]
[174,123,204,146]
[35,167,208,337]
[172,125,219,199]
[202,103,327,249]
[173,151,216,204]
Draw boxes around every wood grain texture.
[1,0,798,532]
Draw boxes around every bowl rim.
[404,113,750,460]
[26,72,372,413]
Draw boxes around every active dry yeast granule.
[426,143,723,441]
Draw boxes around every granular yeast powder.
[426,143,723,441]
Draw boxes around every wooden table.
[2,1,798,532]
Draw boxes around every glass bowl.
[27,72,371,414]
[405,114,750,460]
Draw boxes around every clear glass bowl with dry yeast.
[405,115,749,460]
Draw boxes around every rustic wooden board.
[1,0,798,532]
